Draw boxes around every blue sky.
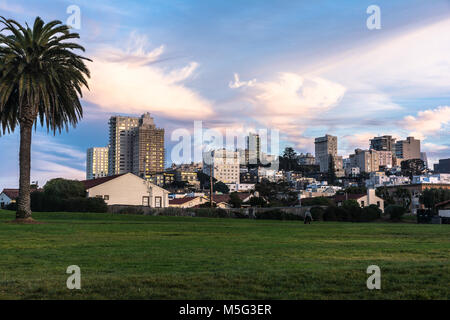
[1,0,450,189]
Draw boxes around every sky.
[0,0,450,190]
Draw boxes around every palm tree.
[0,17,90,221]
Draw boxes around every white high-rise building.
[203,149,240,184]
[86,147,109,180]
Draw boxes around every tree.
[280,147,298,171]
[0,17,90,220]
[43,178,85,199]
[328,156,337,185]
[214,181,230,194]
[229,192,242,208]
[420,188,450,212]
[393,187,412,210]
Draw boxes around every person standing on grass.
[304,210,313,224]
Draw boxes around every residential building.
[226,183,255,192]
[169,196,208,208]
[395,137,420,161]
[297,153,315,165]
[86,147,109,180]
[434,158,450,173]
[246,133,261,165]
[333,189,384,212]
[175,170,200,188]
[203,149,240,184]
[370,135,396,152]
[412,174,450,184]
[349,149,380,173]
[132,113,165,179]
[108,115,139,175]
[314,134,337,172]
[82,173,170,207]
[0,189,18,208]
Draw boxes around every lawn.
[0,209,448,299]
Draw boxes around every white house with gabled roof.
[81,173,169,208]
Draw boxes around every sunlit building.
[86,147,109,180]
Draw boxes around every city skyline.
[1,0,449,190]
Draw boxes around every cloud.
[398,106,450,140]
[83,33,215,121]
[230,72,346,149]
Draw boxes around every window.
[361,201,365,207]
[377,201,380,207]
[142,196,149,206]
[155,196,162,208]
[104,195,109,201]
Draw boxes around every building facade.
[132,113,165,179]
[108,115,139,175]
[395,137,420,161]
[246,133,261,165]
[203,149,240,184]
[314,134,338,173]
[86,147,109,180]
[370,135,396,152]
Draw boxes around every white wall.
[0,193,12,208]
[87,173,169,207]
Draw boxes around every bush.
[360,205,382,222]
[323,206,337,221]
[30,192,107,213]
[301,197,334,207]
[385,205,406,221]
[255,209,302,221]
[310,207,325,221]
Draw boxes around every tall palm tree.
[0,17,91,220]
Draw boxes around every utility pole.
[210,164,213,208]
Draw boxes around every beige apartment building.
[315,134,337,172]
[395,137,420,161]
[132,113,165,179]
[86,147,109,179]
[203,149,240,184]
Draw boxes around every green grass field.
[0,209,449,300]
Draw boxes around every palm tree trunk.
[16,121,33,219]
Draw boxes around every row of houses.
[0,173,256,209]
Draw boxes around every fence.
[107,205,323,220]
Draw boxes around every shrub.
[323,206,337,221]
[30,192,107,213]
[255,209,302,221]
[385,205,406,221]
[310,207,325,221]
[360,205,382,222]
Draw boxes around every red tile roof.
[169,196,200,205]
[81,174,126,189]
[1,189,19,199]
[435,199,450,208]
[1,187,42,200]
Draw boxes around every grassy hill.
[0,210,448,299]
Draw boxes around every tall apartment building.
[86,147,109,180]
[132,113,165,179]
[314,134,338,172]
[108,115,139,175]
[245,133,261,165]
[395,137,420,161]
[370,135,396,152]
[350,149,380,173]
[203,149,240,184]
